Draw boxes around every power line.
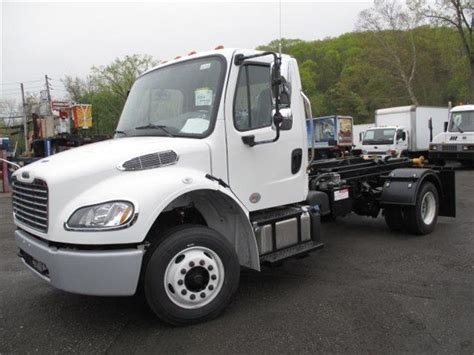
[0,79,43,86]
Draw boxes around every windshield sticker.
[453,114,462,125]
[195,88,213,106]
[200,63,211,70]
[180,118,209,134]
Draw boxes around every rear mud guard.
[380,168,456,217]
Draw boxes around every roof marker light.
[214,45,224,50]
[188,50,197,55]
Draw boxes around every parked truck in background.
[306,115,353,159]
[429,105,474,167]
[362,106,449,159]
[11,49,456,325]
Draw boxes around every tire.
[403,182,439,235]
[144,225,240,326]
[384,206,404,231]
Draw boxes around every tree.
[408,0,473,101]
[357,0,421,105]
[62,54,159,135]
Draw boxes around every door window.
[234,64,273,131]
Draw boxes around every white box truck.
[11,49,456,325]
[362,106,449,159]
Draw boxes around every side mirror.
[444,122,448,132]
[279,108,293,131]
[402,132,406,141]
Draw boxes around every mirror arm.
[236,51,283,147]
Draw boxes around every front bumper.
[362,154,386,160]
[429,150,474,161]
[15,229,145,296]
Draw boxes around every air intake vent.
[119,150,178,171]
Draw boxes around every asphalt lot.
[0,171,473,354]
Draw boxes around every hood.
[14,137,212,184]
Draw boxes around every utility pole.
[20,83,29,156]
[45,74,52,115]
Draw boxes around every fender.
[380,168,455,217]
[145,169,260,270]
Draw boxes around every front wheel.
[403,182,439,235]
[144,225,240,325]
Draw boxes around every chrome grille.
[12,178,48,232]
[120,150,178,171]
[441,145,459,152]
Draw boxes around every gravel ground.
[0,171,473,354]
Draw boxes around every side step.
[260,240,324,266]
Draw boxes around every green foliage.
[259,26,469,123]
[62,54,158,135]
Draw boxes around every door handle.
[291,148,303,174]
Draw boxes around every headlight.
[362,150,368,154]
[66,201,136,231]
[430,144,438,151]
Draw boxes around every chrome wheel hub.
[164,246,224,309]
[421,191,436,225]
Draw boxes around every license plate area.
[20,250,50,278]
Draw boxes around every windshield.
[362,128,395,145]
[116,56,226,138]
[449,111,474,132]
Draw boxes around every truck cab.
[429,105,474,166]
[361,126,408,159]
[12,48,317,324]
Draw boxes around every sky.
[1,0,372,102]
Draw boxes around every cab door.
[224,51,307,211]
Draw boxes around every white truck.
[429,105,474,167]
[11,49,456,325]
[362,106,449,159]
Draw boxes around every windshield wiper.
[452,122,464,133]
[135,124,174,137]
[113,130,127,136]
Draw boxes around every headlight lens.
[430,144,438,151]
[66,201,135,230]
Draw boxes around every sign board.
[72,105,92,129]
[337,117,353,145]
[51,101,72,111]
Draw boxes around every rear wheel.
[403,182,439,235]
[384,206,403,231]
[144,225,240,325]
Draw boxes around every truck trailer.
[362,106,449,159]
[11,48,456,325]
[306,115,353,158]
